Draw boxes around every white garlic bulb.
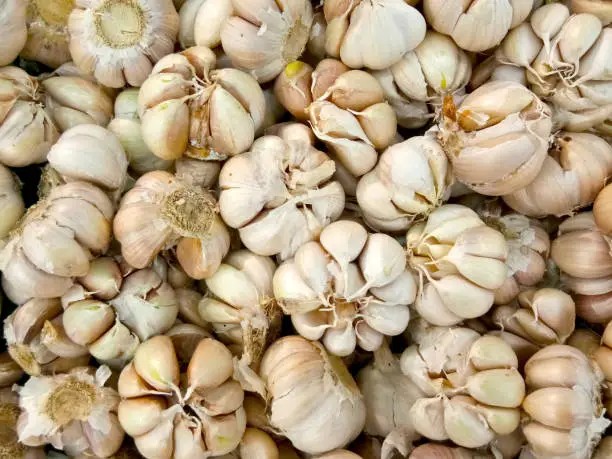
[68,0,180,88]
[0,0,27,66]
[0,163,24,240]
[0,388,45,459]
[179,0,233,49]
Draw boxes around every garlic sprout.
[117,335,247,458]
[0,163,24,240]
[178,0,233,49]
[218,125,345,259]
[68,0,180,88]
[138,46,265,160]
[0,352,24,388]
[593,321,612,416]
[0,0,27,66]
[0,388,45,459]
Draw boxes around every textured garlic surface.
[0,0,27,66]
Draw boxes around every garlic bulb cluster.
[259,335,366,454]
[114,170,230,279]
[408,204,508,326]
[593,321,612,414]
[138,46,265,160]
[521,345,611,459]
[0,388,45,459]
[178,0,232,49]
[219,125,345,259]
[220,0,314,83]
[274,220,415,356]
[0,0,27,66]
[0,163,24,239]
[117,335,247,458]
[438,81,552,196]
[68,0,180,88]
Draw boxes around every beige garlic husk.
[356,134,452,233]
[521,345,611,459]
[0,0,27,66]
[0,181,115,305]
[117,335,247,458]
[0,388,45,459]
[16,365,124,457]
[0,66,59,167]
[178,0,233,49]
[68,0,179,88]
[259,335,366,454]
[0,352,24,387]
[571,0,612,25]
[107,88,173,176]
[504,132,612,217]
[138,46,265,160]
[0,163,24,240]
[219,126,345,259]
[407,204,508,326]
[274,220,415,356]
[114,170,230,280]
[220,0,313,83]
[437,81,552,196]
[323,0,425,70]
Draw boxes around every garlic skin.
[220,0,314,83]
[593,321,612,415]
[408,205,508,326]
[179,0,233,49]
[274,220,415,356]
[175,158,220,190]
[0,352,24,387]
[594,182,612,234]
[324,0,426,70]
[259,335,366,454]
[409,444,493,459]
[438,81,552,196]
[0,388,45,459]
[0,0,27,66]
[594,436,612,459]
[522,345,611,459]
[356,134,452,232]
[571,0,612,25]
[219,129,345,259]
[138,46,265,160]
[117,335,247,458]
[0,164,24,240]
[68,0,180,88]
[0,67,59,167]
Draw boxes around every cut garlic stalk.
[0,388,45,458]
[0,0,27,66]
[0,164,24,240]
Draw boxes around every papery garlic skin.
[0,0,27,66]
[260,336,366,454]
[68,0,180,88]
[593,436,612,459]
[0,388,45,459]
[179,0,233,49]
[0,352,24,388]
[0,164,24,240]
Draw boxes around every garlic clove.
[187,338,234,391]
[240,427,279,459]
[141,99,190,160]
[40,317,89,359]
[63,300,115,347]
[409,396,449,441]
[274,61,313,121]
[179,0,233,49]
[118,396,167,437]
[523,387,593,430]
[466,369,525,408]
[88,319,140,364]
[133,335,180,392]
[77,257,122,301]
[443,396,496,448]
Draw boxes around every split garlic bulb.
[114,170,230,279]
[0,0,27,66]
[438,81,552,196]
[356,134,452,232]
[218,126,345,259]
[179,0,233,49]
[274,220,415,356]
[117,335,247,458]
[220,0,314,83]
[0,181,115,305]
[407,204,508,326]
[0,67,59,167]
[0,352,24,387]
[0,163,24,240]
[138,46,265,160]
[323,0,426,70]
[521,345,611,459]
[0,388,45,459]
[16,366,125,457]
[593,321,612,415]
[571,0,612,25]
[259,335,366,454]
[68,0,179,88]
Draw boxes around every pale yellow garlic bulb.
[220,0,314,83]
[0,0,27,66]
[68,0,179,88]
[179,0,233,49]
[0,352,24,388]
[117,335,247,458]
[522,345,611,459]
[438,81,552,196]
[0,164,24,240]
[356,134,452,232]
[324,0,426,70]
[408,205,508,326]
[114,170,230,279]
[0,388,45,459]
[219,126,345,259]
[259,336,366,454]
[593,322,612,415]
[571,0,612,25]
[274,220,415,356]
[138,46,265,160]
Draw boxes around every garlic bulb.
[220,0,314,83]
[423,0,532,52]
[0,181,114,305]
[259,335,366,454]
[571,0,612,25]
[595,182,612,234]
[437,81,552,196]
[0,388,45,459]
[504,132,612,217]
[408,204,508,326]
[219,128,345,259]
[274,220,415,356]
[522,345,611,459]
[16,365,125,457]
[107,88,173,175]
[0,163,24,239]
[114,170,230,279]
[68,0,180,88]
[0,0,27,66]
[323,0,426,70]
[593,321,612,415]
[138,46,265,160]
[117,335,247,458]
[0,67,59,167]
[0,352,24,387]
[356,134,452,232]
[409,444,493,459]
[179,0,233,49]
